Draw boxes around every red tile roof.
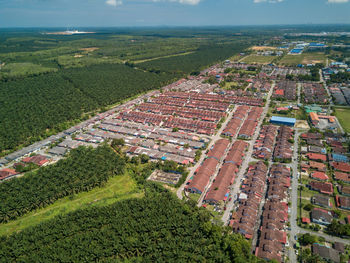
[311,171,329,181]
[306,153,327,162]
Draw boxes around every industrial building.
[270,116,296,127]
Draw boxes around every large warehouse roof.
[270,116,296,125]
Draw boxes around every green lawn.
[334,107,350,133]
[241,55,275,64]
[189,193,201,203]
[279,52,327,66]
[0,173,142,236]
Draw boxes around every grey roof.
[312,244,340,263]
[312,195,330,207]
[48,146,67,156]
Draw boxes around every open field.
[0,62,57,79]
[0,174,142,236]
[240,55,275,64]
[334,107,350,133]
[279,52,327,66]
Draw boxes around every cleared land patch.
[250,46,277,51]
[279,52,327,66]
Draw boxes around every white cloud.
[106,0,123,7]
[177,0,201,4]
[254,0,284,3]
[327,0,348,3]
[153,0,201,5]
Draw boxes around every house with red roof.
[334,172,350,183]
[306,153,327,162]
[310,171,329,181]
[0,168,18,180]
[332,162,350,173]
[22,154,50,166]
[302,217,311,224]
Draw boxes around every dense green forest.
[0,182,259,262]
[0,145,125,223]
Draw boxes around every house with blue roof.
[332,154,349,163]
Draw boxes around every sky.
[0,0,349,27]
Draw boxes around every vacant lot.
[334,107,350,133]
[0,174,142,236]
[241,55,275,64]
[279,52,327,66]
[250,46,277,51]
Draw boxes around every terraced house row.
[204,140,249,204]
[253,125,279,160]
[186,139,230,194]
[231,162,268,239]
[255,164,291,263]
[238,107,263,139]
[222,105,250,137]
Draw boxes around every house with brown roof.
[256,240,282,262]
[334,171,350,183]
[309,181,333,195]
[337,196,350,210]
[186,157,219,194]
[339,185,350,197]
[204,163,237,204]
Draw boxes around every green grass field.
[334,107,350,133]
[0,173,142,236]
[279,52,327,66]
[56,55,123,68]
[240,55,275,64]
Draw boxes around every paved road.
[221,82,275,224]
[297,83,301,105]
[288,130,302,263]
[176,106,238,200]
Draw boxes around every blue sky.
[0,0,349,27]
